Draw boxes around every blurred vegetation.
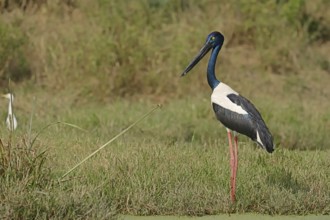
[0,22,29,85]
[0,0,329,93]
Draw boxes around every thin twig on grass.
[60,104,161,180]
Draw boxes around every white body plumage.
[211,83,248,115]
[2,93,18,131]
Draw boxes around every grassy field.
[123,215,330,220]
[0,0,330,219]
[1,98,329,218]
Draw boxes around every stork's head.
[181,31,224,77]
[2,93,14,102]
[205,31,224,48]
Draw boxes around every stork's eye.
[211,36,215,41]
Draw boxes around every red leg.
[233,134,238,201]
[227,130,235,202]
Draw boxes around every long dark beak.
[181,42,213,77]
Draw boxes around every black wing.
[227,94,263,121]
[226,93,274,153]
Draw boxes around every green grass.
[0,97,329,218]
[123,215,330,220]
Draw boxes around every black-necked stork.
[181,31,274,202]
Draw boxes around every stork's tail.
[255,123,274,153]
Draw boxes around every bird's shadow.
[266,167,309,193]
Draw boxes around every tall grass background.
[0,0,329,218]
